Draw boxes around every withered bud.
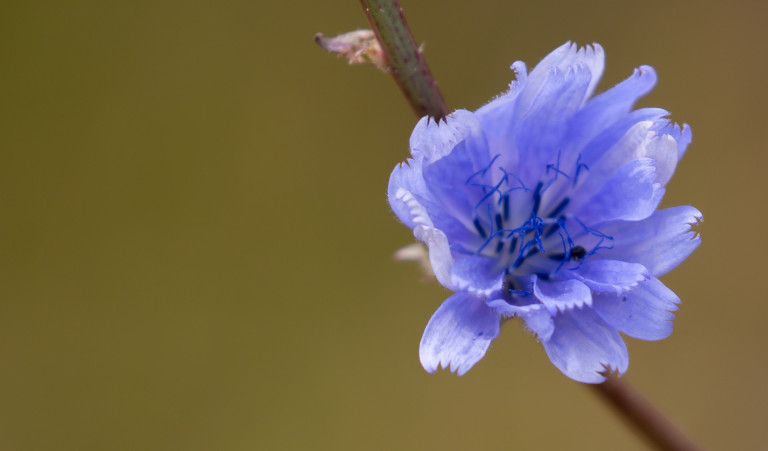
[315,29,389,72]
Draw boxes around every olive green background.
[1,1,766,450]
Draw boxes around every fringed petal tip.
[593,277,681,341]
[653,120,692,160]
[509,61,528,89]
[532,42,605,95]
[543,308,629,383]
[533,277,593,315]
[419,293,501,376]
[409,109,482,163]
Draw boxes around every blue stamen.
[542,151,571,193]
[473,218,487,239]
[546,151,570,179]
[508,236,518,254]
[587,241,614,258]
[573,217,613,240]
[473,178,506,212]
[501,195,510,221]
[485,203,494,232]
[546,197,570,218]
[465,154,501,185]
[557,218,576,247]
[499,167,529,192]
[476,230,499,254]
[546,165,570,179]
[525,246,540,259]
[552,226,575,272]
[532,182,543,215]
[543,224,559,239]
[543,215,566,239]
[494,213,503,231]
[573,154,590,186]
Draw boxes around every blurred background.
[1,0,766,449]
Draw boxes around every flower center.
[466,153,612,286]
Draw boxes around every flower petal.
[533,277,592,314]
[572,65,657,151]
[639,131,679,186]
[543,307,628,383]
[421,113,493,225]
[389,165,477,247]
[410,110,482,163]
[515,64,594,185]
[571,259,649,294]
[598,206,702,277]
[475,61,527,170]
[656,120,692,160]
[451,256,505,297]
[521,307,555,342]
[487,298,554,342]
[393,109,495,246]
[413,224,455,290]
[576,158,664,224]
[578,108,669,173]
[524,42,604,107]
[593,277,680,340]
[574,118,669,202]
[581,119,681,187]
[390,186,433,229]
[409,110,482,163]
[420,293,501,376]
[579,120,681,187]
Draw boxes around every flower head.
[388,42,701,383]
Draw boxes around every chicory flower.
[388,42,701,383]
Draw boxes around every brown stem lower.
[590,375,701,451]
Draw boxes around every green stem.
[591,375,701,451]
[359,0,449,120]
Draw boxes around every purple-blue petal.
[578,108,669,172]
[543,307,629,383]
[487,298,554,341]
[599,206,702,277]
[571,259,649,294]
[572,65,657,154]
[515,65,594,185]
[421,138,492,226]
[475,62,527,171]
[388,160,431,230]
[533,277,592,314]
[575,158,664,224]
[522,42,604,109]
[409,109,482,163]
[388,158,478,248]
[412,225,455,290]
[593,277,679,340]
[655,120,692,160]
[452,256,505,297]
[420,292,501,376]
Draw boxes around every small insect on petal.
[314,29,389,72]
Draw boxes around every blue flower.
[388,42,701,383]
